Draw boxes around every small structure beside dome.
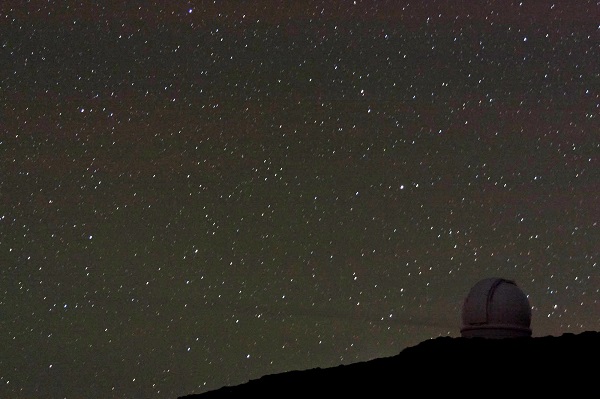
[460,277,532,338]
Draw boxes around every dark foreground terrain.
[180,331,600,398]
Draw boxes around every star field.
[1,1,599,398]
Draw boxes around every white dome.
[460,277,532,338]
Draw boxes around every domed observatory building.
[460,277,532,338]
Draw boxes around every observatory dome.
[460,277,532,338]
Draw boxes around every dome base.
[461,324,532,339]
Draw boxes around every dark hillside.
[180,331,600,398]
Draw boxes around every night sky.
[1,1,599,398]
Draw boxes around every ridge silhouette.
[179,331,600,398]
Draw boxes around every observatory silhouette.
[460,277,532,338]
[181,276,600,399]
